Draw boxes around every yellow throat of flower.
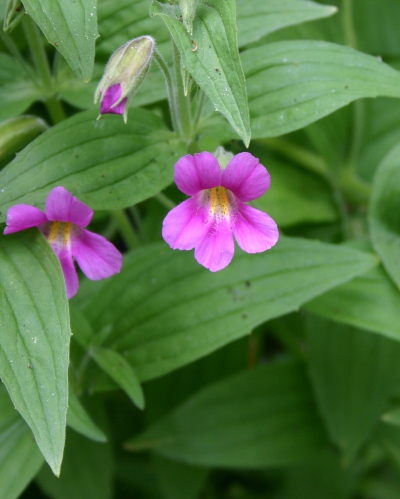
[209,186,230,218]
[48,221,73,248]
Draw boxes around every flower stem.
[155,192,176,209]
[112,209,139,250]
[172,43,192,139]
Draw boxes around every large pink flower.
[162,152,279,271]
[4,187,122,298]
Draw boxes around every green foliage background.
[1,0,400,498]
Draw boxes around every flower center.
[210,186,229,216]
[47,221,73,251]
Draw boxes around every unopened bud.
[178,0,198,35]
[94,35,155,123]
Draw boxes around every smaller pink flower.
[162,152,279,271]
[4,187,122,299]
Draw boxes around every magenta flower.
[162,152,279,271]
[4,187,122,299]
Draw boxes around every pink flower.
[162,151,279,271]
[4,187,122,299]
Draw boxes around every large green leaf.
[126,361,326,467]
[36,429,113,499]
[0,230,70,475]
[242,40,400,139]
[0,384,43,499]
[305,263,400,342]
[0,109,185,223]
[307,316,400,462]
[369,142,400,289]
[82,237,377,382]
[236,0,337,47]
[150,0,251,146]
[21,0,97,82]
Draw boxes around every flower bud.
[94,35,155,123]
[178,0,198,35]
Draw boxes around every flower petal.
[162,198,209,250]
[174,152,222,196]
[4,205,47,234]
[56,249,79,299]
[100,84,127,115]
[232,203,279,253]
[194,219,234,272]
[72,229,122,280]
[221,152,270,201]
[45,187,93,226]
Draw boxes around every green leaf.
[382,406,400,429]
[150,0,251,146]
[0,53,41,121]
[0,109,185,223]
[0,230,70,475]
[82,237,377,382]
[252,150,337,227]
[236,0,337,47]
[36,429,113,499]
[21,0,98,82]
[91,348,144,409]
[0,383,43,499]
[307,316,400,462]
[67,389,107,443]
[305,263,400,342]
[243,40,400,139]
[126,361,327,467]
[369,142,400,289]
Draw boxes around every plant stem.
[112,210,139,250]
[342,0,357,49]
[22,16,66,124]
[260,137,330,179]
[154,49,180,133]
[155,192,176,209]
[342,0,366,183]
